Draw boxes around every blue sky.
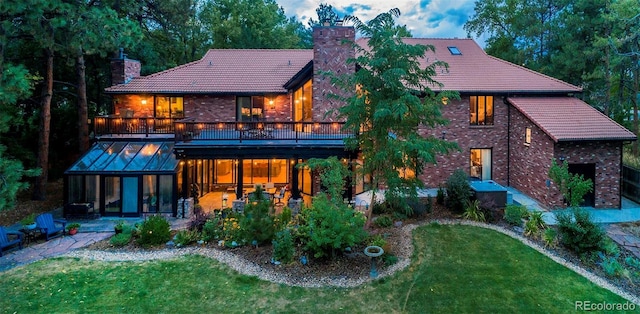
[276,0,486,46]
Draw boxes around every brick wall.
[312,26,355,121]
[418,96,509,187]
[110,58,141,85]
[508,106,556,207]
[555,141,622,208]
[113,94,293,122]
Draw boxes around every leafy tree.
[200,0,309,49]
[548,159,593,207]
[333,8,459,226]
[299,157,350,201]
[308,3,340,26]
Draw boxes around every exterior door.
[470,148,492,180]
[122,177,140,216]
[568,163,596,207]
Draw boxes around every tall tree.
[308,3,340,26]
[200,0,309,49]
[334,9,458,226]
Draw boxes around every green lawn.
[0,224,629,313]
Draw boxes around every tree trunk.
[76,49,89,153]
[32,48,53,201]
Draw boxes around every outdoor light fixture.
[441,130,447,139]
[441,97,449,105]
[141,99,147,105]
[269,97,275,110]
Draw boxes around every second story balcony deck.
[93,116,352,145]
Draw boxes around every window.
[470,96,494,125]
[525,127,532,146]
[237,96,264,121]
[155,96,183,118]
[294,80,312,122]
[470,149,492,180]
[448,46,462,55]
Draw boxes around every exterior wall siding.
[418,96,509,187]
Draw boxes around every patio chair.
[274,187,286,205]
[0,226,23,257]
[36,213,67,241]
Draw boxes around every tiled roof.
[356,38,582,93]
[105,49,313,94]
[508,97,636,142]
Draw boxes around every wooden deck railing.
[174,121,350,142]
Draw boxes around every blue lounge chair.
[0,226,23,256]
[36,213,67,241]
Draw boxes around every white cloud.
[276,0,483,45]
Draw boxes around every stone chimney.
[110,48,141,86]
[312,24,355,121]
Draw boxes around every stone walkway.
[607,224,640,259]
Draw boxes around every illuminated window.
[470,96,494,125]
[156,96,184,118]
[525,127,531,146]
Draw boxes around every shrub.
[504,204,529,226]
[298,194,367,259]
[272,228,295,264]
[201,215,223,242]
[382,254,398,266]
[445,169,472,213]
[174,229,200,247]
[239,193,275,245]
[548,159,593,207]
[598,253,628,278]
[543,228,558,248]
[110,232,132,247]
[462,199,485,222]
[407,197,430,217]
[524,211,546,238]
[368,234,387,248]
[274,206,292,232]
[373,215,393,228]
[137,215,171,247]
[188,205,211,231]
[601,237,620,257]
[625,256,640,270]
[436,186,445,205]
[555,208,605,256]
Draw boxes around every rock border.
[62,219,639,304]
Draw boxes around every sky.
[276,0,486,46]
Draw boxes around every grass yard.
[0,224,629,313]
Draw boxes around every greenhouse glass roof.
[66,142,178,173]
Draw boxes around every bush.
[524,211,546,238]
[504,204,529,226]
[201,215,223,242]
[555,208,605,256]
[625,256,640,270]
[174,229,200,247]
[436,186,445,205]
[543,228,557,248]
[137,215,171,247]
[188,205,211,231]
[598,253,628,278]
[239,193,275,245]
[110,232,132,247]
[272,228,295,264]
[462,199,485,222]
[274,206,292,232]
[445,169,472,213]
[407,197,430,217]
[373,215,393,228]
[297,194,367,259]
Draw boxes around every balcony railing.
[93,116,183,136]
[93,116,351,143]
[174,121,351,143]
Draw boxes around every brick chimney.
[312,24,355,121]
[110,48,141,86]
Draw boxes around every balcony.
[94,116,351,144]
[174,121,350,143]
[94,116,181,138]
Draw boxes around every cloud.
[276,0,483,45]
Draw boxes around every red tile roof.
[508,97,636,142]
[356,38,582,93]
[105,49,313,94]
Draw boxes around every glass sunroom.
[64,141,179,217]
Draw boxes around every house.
[64,24,636,218]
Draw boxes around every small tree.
[333,8,459,227]
[239,186,275,245]
[548,159,593,207]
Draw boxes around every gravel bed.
[62,220,640,304]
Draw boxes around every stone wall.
[418,96,509,187]
[312,26,355,121]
